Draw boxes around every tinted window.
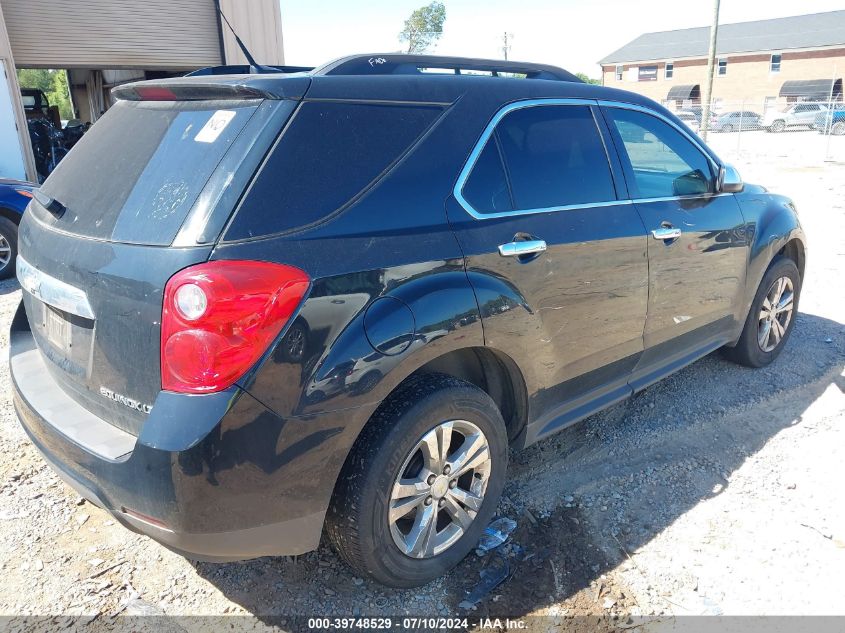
[225,101,441,240]
[607,108,714,199]
[492,105,616,210]
[34,100,259,245]
[462,138,512,214]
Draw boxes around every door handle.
[498,240,547,257]
[651,227,682,241]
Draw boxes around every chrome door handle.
[651,227,682,240]
[498,240,547,257]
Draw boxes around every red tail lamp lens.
[161,260,309,393]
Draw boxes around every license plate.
[45,308,71,352]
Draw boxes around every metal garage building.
[0,0,285,181]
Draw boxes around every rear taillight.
[161,260,309,393]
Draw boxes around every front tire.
[832,121,845,136]
[0,216,19,280]
[723,256,800,367]
[769,120,786,133]
[326,373,508,587]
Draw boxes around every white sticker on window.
[194,110,236,143]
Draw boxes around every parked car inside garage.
[0,178,36,279]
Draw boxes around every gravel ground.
[0,131,842,629]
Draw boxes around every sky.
[279,0,845,79]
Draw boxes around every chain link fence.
[662,98,845,165]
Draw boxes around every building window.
[638,66,658,81]
[718,58,727,76]
[770,54,781,73]
[665,62,674,79]
[615,65,623,81]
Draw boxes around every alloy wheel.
[284,325,305,360]
[388,419,492,558]
[0,235,10,269]
[757,276,794,353]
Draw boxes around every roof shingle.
[599,10,845,65]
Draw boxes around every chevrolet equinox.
[10,54,806,587]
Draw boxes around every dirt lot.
[0,130,843,630]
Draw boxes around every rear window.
[224,101,442,240]
[34,99,260,245]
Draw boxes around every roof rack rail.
[313,54,583,83]
[186,64,313,77]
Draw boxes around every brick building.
[599,10,844,114]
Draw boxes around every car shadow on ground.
[191,311,843,620]
[0,278,20,296]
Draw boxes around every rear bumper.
[10,312,358,561]
[23,425,323,562]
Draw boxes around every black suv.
[10,55,806,587]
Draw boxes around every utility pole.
[700,0,721,141]
[502,32,513,60]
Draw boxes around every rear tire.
[0,216,19,280]
[326,373,508,587]
[833,121,845,136]
[723,256,800,368]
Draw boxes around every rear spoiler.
[112,75,311,102]
[186,64,313,76]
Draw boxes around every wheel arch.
[407,346,529,445]
[730,193,807,347]
[777,237,805,280]
[0,207,23,226]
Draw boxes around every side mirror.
[673,169,710,196]
[718,164,744,193]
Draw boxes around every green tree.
[575,72,600,85]
[16,68,74,119]
[399,1,446,53]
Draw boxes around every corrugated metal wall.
[2,0,222,69]
[219,0,285,65]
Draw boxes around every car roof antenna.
[214,1,265,73]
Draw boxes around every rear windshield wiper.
[33,191,67,218]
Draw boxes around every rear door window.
[34,99,260,245]
[224,101,442,240]
[461,138,513,215]
[460,104,617,215]
[496,105,616,210]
